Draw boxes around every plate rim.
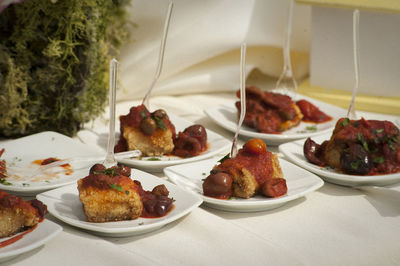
[279,135,400,186]
[114,114,231,169]
[164,157,324,212]
[204,92,347,143]
[0,131,104,195]
[36,168,203,236]
[0,219,62,260]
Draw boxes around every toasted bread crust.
[123,126,174,156]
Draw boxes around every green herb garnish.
[153,116,167,131]
[140,110,147,118]
[350,160,361,170]
[306,125,317,132]
[125,190,130,195]
[373,157,385,164]
[147,157,161,161]
[376,128,384,133]
[357,133,370,152]
[22,183,30,187]
[218,153,230,163]
[104,168,116,176]
[0,178,12,186]
[109,183,123,192]
[342,118,350,126]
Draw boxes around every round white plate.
[204,92,347,145]
[279,133,400,187]
[164,157,324,212]
[0,131,104,196]
[77,114,231,172]
[36,168,202,237]
[0,219,62,263]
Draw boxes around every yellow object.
[296,0,400,14]
[298,80,400,116]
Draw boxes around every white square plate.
[204,92,347,145]
[0,131,103,195]
[0,219,62,263]
[77,114,231,172]
[164,157,324,212]
[36,168,203,237]
[279,133,400,187]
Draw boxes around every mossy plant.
[0,0,130,137]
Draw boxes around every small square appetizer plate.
[36,168,203,237]
[0,219,62,263]
[279,133,400,187]
[204,93,347,145]
[0,131,104,196]
[77,114,231,172]
[164,158,324,212]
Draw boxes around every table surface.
[2,92,400,266]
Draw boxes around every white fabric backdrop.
[117,0,311,101]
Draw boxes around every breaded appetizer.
[78,164,174,222]
[77,164,143,222]
[203,138,287,199]
[0,191,47,237]
[304,118,400,175]
[114,104,176,156]
[236,86,303,133]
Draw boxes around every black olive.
[151,184,169,196]
[153,109,167,119]
[89,163,106,175]
[140,117,156,135]
[119,165,131,177]
[340,144,371,175]
[303,138,324,165]
[202,172,233,196]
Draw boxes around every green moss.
[0,0,131,137]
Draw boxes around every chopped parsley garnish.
[22,183,30,187]
[147,157,161,161]
[376,128,384,133]
[350,160,361,170]
[140,110,147,118]
[109,183,123,192]
[104,168,116,176]
[202,172,206,175]
[306,125,317,132]
[125,190,130,195]
[153,116,166,131]
[373,157,385,164]
[342,118,350,126]
[218,153,230,163]
[357,133,370,152]
[0,178,12,186]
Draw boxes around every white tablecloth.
[4,93,400,266]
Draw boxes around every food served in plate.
[114,104,207,157]
[0,149,6,179]
[77,163,173,222]
[304,117,400,175]
[202,138,287,199]
[235,86,332,134]
[0,190,47,237]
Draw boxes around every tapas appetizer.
[115,104,208,158]
[235,86,332,134]
[203,138,287,199]
[78,163,174,222]
[304,118,400,175]
[0,190,47,238]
